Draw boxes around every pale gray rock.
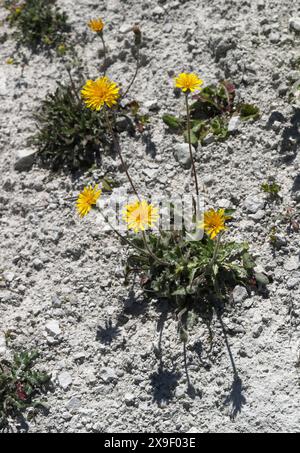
[124,393,136,406]
[232,285,248,304]
[289,18,300,32]
[153,6,164,16]
[58,371,73,390]
[14,149,37,171]
[101,367,118,384]
[284,256,300,271]
[243,196,265,214]
[0,73,6,96]
[174,143,191,169]
[228,116,241,132]
[45,320,61,337]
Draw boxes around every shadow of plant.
[96,319,120,345]
[216,309,246,419]
[150,367,181,405]
[224,375,246,420]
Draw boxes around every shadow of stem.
[215,307,246,419]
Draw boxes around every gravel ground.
[0,0,300,433]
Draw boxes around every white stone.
[45,320,61,337]
[284,256,300,271]
[153,6,164,15]
[144,99,158,110]
[0,73,6,96]
[187,427,200,433]
[174,143,191,169]
[289,18,300,32]
[142,168,158,179]
[124,393,136,406]
[15,149,37,171]
[119,24,132,34]
[101,367,118,383]
[0,335,7,357]
[3,271,14,282]
[228,116,241,132]
[58,371,72,390]
[106,0,119,12]
[243,196,265,214]
[232,285,248,304]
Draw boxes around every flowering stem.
[185,93,200,212]
[105,110,140,200]
[211,234,222,268]
[100,33,107,75]
[99,210,147,255]
[66,67,81,102]
[122,41,140,99]
[99,210,168,265]
[142,231,168,266]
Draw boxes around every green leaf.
[183,129,198,145]
[238,103,260,121]
[162,114,182,130]
[242,252,256,270]
[179,326,188,343]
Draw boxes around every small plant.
[73,66,268,343]
[261,180,282,200]
[163,79,260,146]
[284,207,300,233]
[0,351,51,429]
[126,228,262,306]
[269,225,278,246]
[29,79,111,171]
[5,0,71,52]
[29,22,145,171]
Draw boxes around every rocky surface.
[0,0,300,433]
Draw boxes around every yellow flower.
[199,208,231,239]
[88,18,104,33]
[6,58,14,65]
[123,200,159,233]
[76,184,102,217]
[81,77,120,110]
[174,72,203,93]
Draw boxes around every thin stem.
[142,231,168,266]
[99,210,168,265]
[185,93,200,212]
[122,44,140,99]
[211,234,222,266]
[66,67,81,102]
[105,110,140,199]
[98,210,146,256]
[100,33,107,75]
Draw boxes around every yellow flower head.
[81,77,120,110]
[123,200,159,233]
[76,184,102,217]
[199,208,231,239]
[88,18,104,33]
[174,72,203,93]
